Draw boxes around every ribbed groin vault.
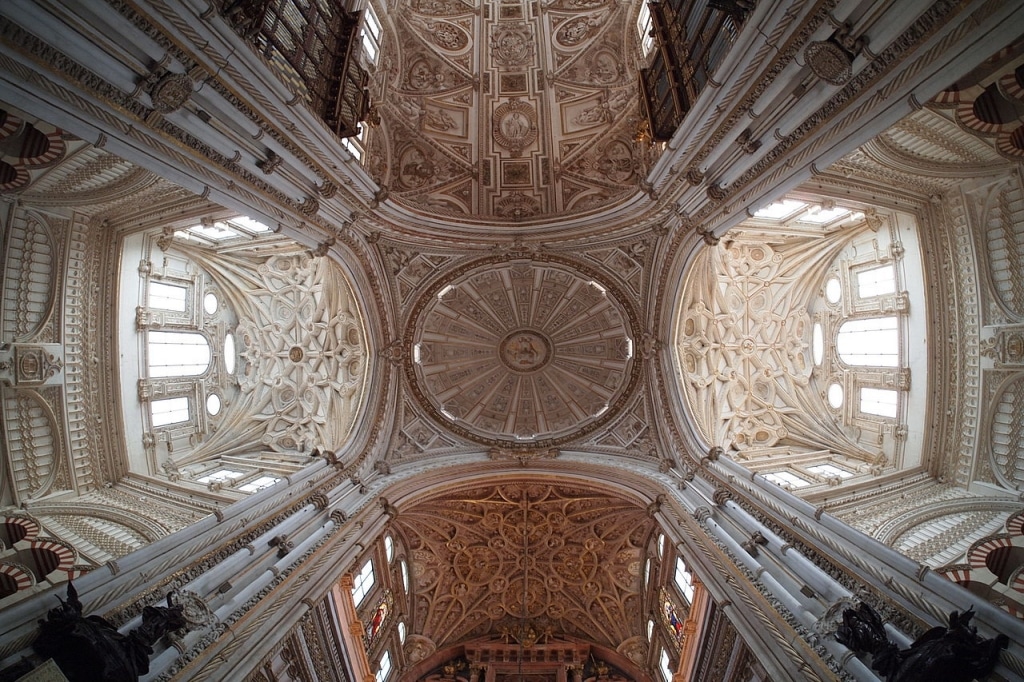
[1,1,1023,681]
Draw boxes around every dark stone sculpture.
[836,602,1008,682]
[31,582,186,682]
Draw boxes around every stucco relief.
[382,0,643,222]
[405,258,639,447]
[490,23,534,68]
[394,482,653,651]
[676,235,882,460]
[492,99,538,156]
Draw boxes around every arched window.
[837,317,898,367]
[148,331,211,377]
[384,535,394,562]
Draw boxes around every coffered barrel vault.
[1,0,1024,681]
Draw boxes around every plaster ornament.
[492,100,538,156]
[149,73,193,114]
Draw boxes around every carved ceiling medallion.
[405,257,639,448]
[491,23,534,67]
[492,99,538,156]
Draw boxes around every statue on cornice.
[835,602,1007,682]
[30,582,186,682]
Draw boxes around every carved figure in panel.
[408,0,474,17]
[492,100,538,157]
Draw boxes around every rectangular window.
[342,125,365,161]
[659,648,673,682]
[673,556,694,603]
[352,558,375,605]
[837,317,899,367]
[807,463,853,479]
[184,222,239,242]
[361,5,382,65]
[238,475,281,492]
[196,469,245,484]
[225,216,272,234]
[151,397,190,427]
[148,331,211,378]
[857,265,896,298]
[861,387,898,418]
[148,282,188,312]
[376,650,392,682]
[636,3,654,57]
[763,471,811,489]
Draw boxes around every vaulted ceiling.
[371,0,644,224]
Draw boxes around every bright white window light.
[837,317,898,367]
[361,5,382,66]
[148,282,187,312]
[636,2,654,57]
[224,333,236,374]
[674,556,694,603]
[384,535,394,562]
[824,277,842,303]
[238,475,280,492]
[196,468,244,484]
[801,205,850,224]
[151,397,190,427]
[187,222,237,241]
[764,471,810,489]
[807,463,853,479]
[857,265,896,298]
[228,216,271,233]
[148,331,211,377]
[659,649,673,682]
[827,383,844,408]
[754,199,806,220]
[352,558,375,606]
[375,650,391,682]
[203,292,219,314]
[812,322,823,365]
[861,387,898,418]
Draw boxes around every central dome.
[406,257,638,447]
